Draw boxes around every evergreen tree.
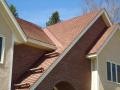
[9,4,18,17]
[46,11,61,26]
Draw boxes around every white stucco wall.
[98,30,120,90]
[0,12,14,90]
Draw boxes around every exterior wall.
[35,17,108,90]
[98,30,120,90]
[12,45,45,84]
[91,58,99,90]
[0,13,14,90]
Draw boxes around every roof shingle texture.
[16,18,54,45]
[14,10,107,89]
[45,11,100,49]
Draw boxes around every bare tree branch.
[84,0,120,23]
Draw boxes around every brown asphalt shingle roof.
[45,10,100,49]
[14,10,101,90]
[14,51,60,90]
[14,10,114,89]
[16,18,55,46]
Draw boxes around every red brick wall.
[36,17,108,90]
[12,44,45,83]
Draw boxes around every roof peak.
[45,9,102,29]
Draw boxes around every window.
[107,61,120,83]
[112,63,116,82]
[107,62,111,81]
[0,36,5,64]
[117,65,120,83]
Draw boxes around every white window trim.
[106,60,120,84]
[0,35,5,64]
[116,65,118,83]
[53,87,58,90]
[116,64,120,84]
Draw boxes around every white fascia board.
[27,38,56,51]
[44,28,64,49]
[102,9,112,27]
[97,25,119,55]
[30,9,105,89]
[0,0,27,42]
[87,25,119,59]
[87,54,97,59]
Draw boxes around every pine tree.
[46,11,61,26]
[9,4,18,17]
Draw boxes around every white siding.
[0,12,14,90]
[98,30,120,90]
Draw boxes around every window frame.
[117,65,120,83]
[0,35,5,64]
[107,62,112,81]
[107,61,120,84]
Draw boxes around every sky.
[6,0,86,27]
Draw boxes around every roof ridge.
[45,9,102,29]
[16,18,43,30]
[16,18,56,50]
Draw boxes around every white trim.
[0,1,56,50]
[96,56,100,90]
[106,61,113,82]
[106,60,120,84]
[102,9,112,27]
[91,59,98,90]
[0,0,27,42]
[110,62,113,81]
[87,53,97,58]
[8,35,14,90]
[27,38,56,50]
[115,64,118,83]
[44,28,63,49]
[30,9,108,89]
[53,86,58,90]
[0,34,5,64]
[97,25,119,55]
[88,25,120,59]
[117,65,120,84]
[90,56,100,90]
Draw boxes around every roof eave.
[87,53,97,59]
[27,38,56,51]
[101,9,112,27]
[1,1,56,51]
[30,9,108,90]
[0,0,27,43]
[87,24,120,59]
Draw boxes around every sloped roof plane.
[16,18,56,50]
[30,9,112,89]
[44,9,112,50]
[0,0,27,42]
[14,9,106,90]
[0,0,56,51]
[87,24,120,58]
